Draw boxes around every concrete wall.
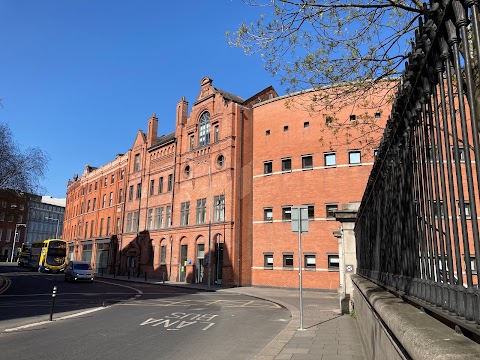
[352,275,480,359]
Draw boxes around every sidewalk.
[99,273,365,360]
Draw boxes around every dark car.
[64,261,94,282]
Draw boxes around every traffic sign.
[291,206,309,233]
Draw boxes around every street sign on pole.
[291,206,308,233]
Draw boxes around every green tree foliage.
[227,1,429,147]
[0,122,49,193]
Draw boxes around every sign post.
[291,206,308,330]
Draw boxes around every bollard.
[101,267,104,277]
[163,272,165,284]
[128,270,130,279]
[49,286,57,321]
[144,271,147,282]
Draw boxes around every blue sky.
[0,0,284,199]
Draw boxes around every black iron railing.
[356,0,480,337]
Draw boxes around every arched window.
[199,112,210,146]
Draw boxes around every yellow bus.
[17,244,31,267]
[29,239,67,273]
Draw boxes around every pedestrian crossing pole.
[291,206,308,331]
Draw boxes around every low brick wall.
[352,275,480,360]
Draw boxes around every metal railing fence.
[356,0,480,337]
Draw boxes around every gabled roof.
[149,132,176,150]
[214,87,245,104]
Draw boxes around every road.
[0,264,290,359]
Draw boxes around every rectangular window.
[326,204,338,219]
[264,207,273,222]
[93,198,97,210]
[99,218,104,237]
[133,211,139,232]
[134,153,140,172]
[102,194,106,208]
[374,149,379,159]
[264,254,273,269]
[282,206,292,221]
[214,195,225,222]
[266,130,270,135]
[84,222,88,239]
[136,183,142,199]
[264,161,273,175]
[349,150,361,165]
[111,174,115,184]
[116,218,120,234]
[468,256,477,274]
[214,126,219,142]
[149,179,155,196]
[147,209,153,230]
[307,205,315,220]
[459,201,471,219]
[304,121,309,128]
[87,200,91,212]
[281,158,292,172]
[118,188,123,203]
[324,152,336,167]
[283,125,289,132]
[283,254,294,268]
[90,220,94,238]
[375,112,381,119]
[95,182,98,191]
[302,155,313,169]
[128,186,134,201]
[126,213,132,233]
[106,217,111,235]
[328,254,340,270]
[109,192,113,206]
[154,207,164,229]
[104,177,107,187]
[120,170,124,180]
[167,174,173,192]
[160,245,166,263]
[305,254,316,269]
[165,206,171,228]
[89,184,92,193]
[350,114,356,121]
[433,200,444,217]
[180,201,190,226]
[190,135,194,151]
[196,198,207,224]
[158,177,164,194]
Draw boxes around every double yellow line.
[0,276,11,294]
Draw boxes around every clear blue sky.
[0,0,284,199]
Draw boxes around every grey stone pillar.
[333,202,359,314]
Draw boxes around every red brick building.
[64,77,389,289]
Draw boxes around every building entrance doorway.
[180,244,188,282]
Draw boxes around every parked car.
[64,261,94,282]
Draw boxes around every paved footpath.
[98,274,366,360]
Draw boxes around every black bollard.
[49,286,57,321]
[144,271,147,282]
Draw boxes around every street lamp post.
[45,217,60,239]
[11,224,26,262]
[187,157,212,289]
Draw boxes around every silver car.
[64,261,94,282]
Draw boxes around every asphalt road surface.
[0,265,290,360]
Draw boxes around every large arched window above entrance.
[199,112,211,147]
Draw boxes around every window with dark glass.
[283,254,294,268]
[282,206,292,221]
[128,186,134,201]
[109,192,113,206]
[214,125,219,142]
[158,177,164,194]
[167,174,173,192]
[264,161,273,175]
[136,183,141,199]
[160,245,166,263]
[326,204,338,218]
[149,180,155,196]
[118,188,123,203]
[217,155,225,167]
[106,217,111,235]
[281,158,292,172]
[190,135,194,151]
[184,165,191,178]
[302,155,313,169]
[328,254,340,270]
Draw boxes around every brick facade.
[64,77,389,289]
